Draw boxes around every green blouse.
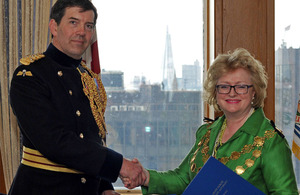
[142,108,298,194]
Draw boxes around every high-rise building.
[101,70,124,91]
[162,28,178,91]
[104,84,203,186]
[132,75,147,90]
[275,44,300,140]
[182,59,202,90]
[275,44,300,184]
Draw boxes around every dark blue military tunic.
[9,43,123,195]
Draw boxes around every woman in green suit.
[124,48,298,194]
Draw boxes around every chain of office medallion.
[219,130,276,175]
[190,130,211,173]
[190,129,276,175]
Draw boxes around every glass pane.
[94,0,205,187]
[275,0,300,188]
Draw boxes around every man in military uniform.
[8,0,146,194]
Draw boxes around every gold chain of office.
[190,129,276,175]
[77,62,107,139]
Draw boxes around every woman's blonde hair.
[203,48,268,112]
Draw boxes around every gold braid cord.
[78,62,107,139]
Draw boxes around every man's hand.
[119,158,147,189]
[120,158,149,188]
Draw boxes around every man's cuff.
[98,147,123,182]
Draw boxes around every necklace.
[213,119,227,157]
[213,108,254,157]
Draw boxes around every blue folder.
[182,156,265,195]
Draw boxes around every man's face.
[50,7,95,59]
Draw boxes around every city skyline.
[94,1,300,89]
[94,0,203,88]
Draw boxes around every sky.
[275,0,300,49]
[93,0,300,88]
[93,0,203,88]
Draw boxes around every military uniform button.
[57,71,63,77]
[69,90,73,95]
[81,177,86,184]
[79,133,84,139]
[76,110,81,116]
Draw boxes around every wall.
[215,0,275,119]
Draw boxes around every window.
[94,0,205,187]
[275,0,300,188]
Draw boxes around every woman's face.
[216,68,255,118]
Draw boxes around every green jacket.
[142,108,298,194]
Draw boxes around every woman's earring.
[251,97,254,105]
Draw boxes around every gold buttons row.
[57,70,74,96]
[56,70,85,141]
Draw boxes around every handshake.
[119,158,149,189]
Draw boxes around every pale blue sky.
[93,1,300,88]
[93,0,203,87]
[275,0,300,49]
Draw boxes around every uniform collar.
[44,43,82,68]
[208,107,265,137]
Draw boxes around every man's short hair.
[50,0,98,25]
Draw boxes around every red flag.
[82,30,101,74]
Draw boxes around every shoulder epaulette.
[20,53,45,65]
[270,120,285,138]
